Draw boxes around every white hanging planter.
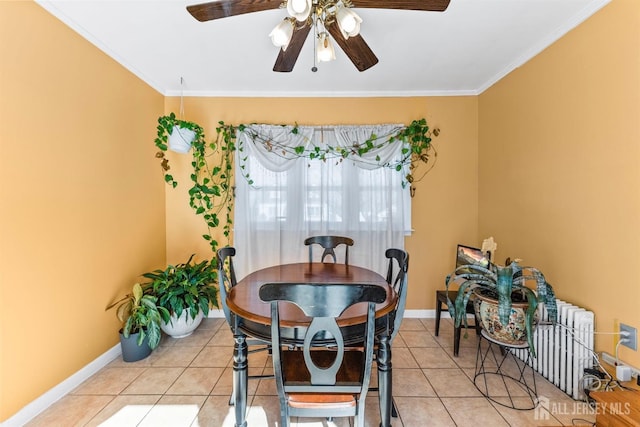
[161,309,204,338]
[168,125,196,153]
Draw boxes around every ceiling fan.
[186,0,451,72]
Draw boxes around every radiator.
[511,299,595,400]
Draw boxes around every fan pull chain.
[311,17,318,72]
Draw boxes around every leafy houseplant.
[445,259,557,357]
[142,254,219,337]
[106,283,169,361]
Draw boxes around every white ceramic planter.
[168,125,195,153]
[161,310,204,338]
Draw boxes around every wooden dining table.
[226,262,397,427]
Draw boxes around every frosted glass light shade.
[269,19,294,49]
[317,33,336,62]
[287,0,312,21]
[336,6,362,39]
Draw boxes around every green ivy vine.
[236,119,438,188]
[154,116,439,254]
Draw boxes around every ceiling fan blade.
[325,22,378,72]
[187,0,283,22]
[273,24,312,72]
[350,0,450,12]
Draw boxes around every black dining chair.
[216,247,272,404]
[385,248,410,341]
[367,248,409,418]
[259,282,385,427]
[304,235,354,264]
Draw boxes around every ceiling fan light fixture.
[317,32,336,62]
[287,0,312,22]
[269,18,295,50]
[336,5,362,39]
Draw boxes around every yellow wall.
[162,96,479,311]
[3,0,639,422]
[0,2,166,420]
[478,0,640,366]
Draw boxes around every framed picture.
[455,244,491,270]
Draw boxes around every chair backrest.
[216,246,237,324]
[385,248,409,341]
[304,235,354,264]
[259,282,385,392]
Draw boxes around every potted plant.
[142,254,219,338]
[445,258,558,356]
[106,283,169,362]
[155,112,206,155]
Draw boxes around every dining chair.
[385,248,410,341]
[216,247,272,404]
[259,282,386,427]
[368,248,409,418]
[304,235,354,264]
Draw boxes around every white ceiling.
[36,0,610,97]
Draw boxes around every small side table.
[474,329,538,410]
[435,290,481,356]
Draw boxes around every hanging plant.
[154,116,439,254]
[155,113,207,188]
[155,115,233,253]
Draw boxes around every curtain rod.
[244,123,405,132]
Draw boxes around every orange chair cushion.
[288,393,356,409]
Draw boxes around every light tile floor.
[25,318,596,426]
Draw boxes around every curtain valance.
[237,123,406,172]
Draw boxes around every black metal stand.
[474,330,538,410]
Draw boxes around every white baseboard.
[206,309,225,318]
[404,309,442,318]
[2,308,438,426]
[2,344,121,427]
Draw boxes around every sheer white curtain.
[233,124,411,279]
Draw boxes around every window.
[233,124,410,279]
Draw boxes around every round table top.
[227,262,396,328]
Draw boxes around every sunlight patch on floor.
[99,404,273,427]
[95,404,155,426]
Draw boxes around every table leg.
[377,334,392,427]
[233,333,248,427]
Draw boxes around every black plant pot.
[119,329,152,362]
